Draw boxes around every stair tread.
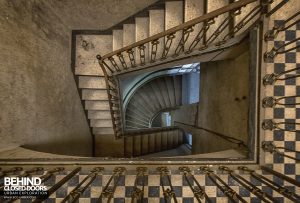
[76,35,112,76]
[82,89,108,100]
[90,119,113,127]
[88,110,111,119]
[85,100,110,110]
[79,76,106,89]
[173,75,182,106]
[113,30,123,51]
[93,127,114,135]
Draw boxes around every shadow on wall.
[21,138,92,157]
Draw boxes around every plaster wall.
[0,0,156,156]
[194,51,250,154]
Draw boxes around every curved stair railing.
[96,0,272,138]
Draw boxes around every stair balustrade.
[263,66,300,85]
[96,0,272,139]
[98,0,268,76]
[0,165,298,202]
[262,141,300,162]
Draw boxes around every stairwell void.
[72,0,263,162]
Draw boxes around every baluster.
[97,55,114,76]
[131,167,147,203]
[40,167,65,183]
[262,95,300,107]
[62,167,104,203]
[264,37,300,61]
[219,166,276,203]
[262,119,300,132]
[261,166,300,187]
[0,167,23,179]
[150,40,159,63]
[206,9,241,47]
[262,141,300,162]
[222,5,262,43]
[97,167,126,203]
[33,167,82,203]
[186,19,215,54]
[173,27,194,57]
[108,56,121,72]
[263,66,300,85]
[117,53,128,70]
[161,34,176,60]
[200,167,247,203]
[127,49,136,68]
[179,166,211,203]
[138,45,146,66]
[0,167,43,190]
[238,166,300,202]
[265,11,300,41]
[157,167,178,203]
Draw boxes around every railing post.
[238,166,300,202]
[62,167,104,203]
[131,167,147,203]
[157,167,178,203]
[97,167,126,203]
[179,166,211,203]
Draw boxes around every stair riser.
[91,119,113,127]
[88,111,111,119]
[79,76,106,89]
[85,101,110,110]
[93,127,114,134]
[82,90,108,100]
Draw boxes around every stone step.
[156,78,171,108]
[162,131,169,151]
[149,9,165,57]
[173,75,182,106]
[90,119,113,127]
[141,134,149,155]
[133,136,142,156]
[135,17,149,63]
[113,30,123,51]
[76,35,112,76]
[88,110,111,119]
[165,1,183,55]
[93,127,114,134]
[206,0,230,42]
[185,0,205,49]
[165,77,176,107]
[125,136,133,157]
[82,89,108,100]
[79,76,106,89]
[85,101,110,110]
[155,132,162,152]
[123,24,136,47]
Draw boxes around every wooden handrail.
[100,0,258,60]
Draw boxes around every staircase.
[125,75,182,129]
[74,0,262,145]
[1,0,300,202]
[124,128,184,157]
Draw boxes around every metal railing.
[1,165,299,202]
[175,121,248,149]
[263,66,300,85]
[262,141,300,162]
[96,0,271,138]
[98,0,267,76]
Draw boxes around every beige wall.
[0,0,156,156]
[194,51,250,154]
